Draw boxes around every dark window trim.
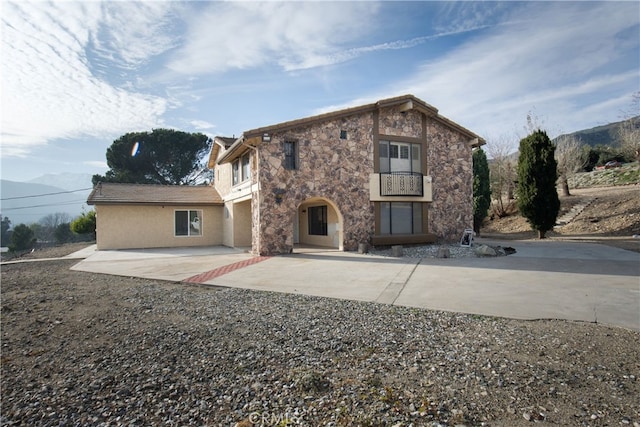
[284,140,298,170]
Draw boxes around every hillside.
[0,180,91,226]
[552,116,638,147]
[481,164,640,252]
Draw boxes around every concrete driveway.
[70,239,640,331]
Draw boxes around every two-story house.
[210,94,484,256]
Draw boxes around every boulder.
[475,244,497,257]
[391,245,403,257]
[436,247,450,258]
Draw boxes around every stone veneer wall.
[378,106,423,138]
[255,114,375,255]
[245,103,474,254]
[426,120,474,241]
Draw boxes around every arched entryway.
[295,197,343,251]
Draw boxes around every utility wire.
[1,200,87,211]
[1,187,93,201]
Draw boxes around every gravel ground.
[2,258,639,427]
[368,244,478,259]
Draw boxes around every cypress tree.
[516,130,560,238]
[472,148,491,235]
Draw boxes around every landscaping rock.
[391,245,403,257]
[1,256,639,426]
[436,247,450,258]
[475,244,497,257]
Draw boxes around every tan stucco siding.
[215,163,234,198]
[298,201,340,248]
[233,200,252,247]
[222,202,233,247]
[95,204,223,250]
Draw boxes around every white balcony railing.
[379,172,423,196]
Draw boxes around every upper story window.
[284,141,297,170]
[379,140,421,173]
[232,152,251,186]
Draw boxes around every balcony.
[369,173,432,202]
[379,171,423,196]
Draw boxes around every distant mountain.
[552,116,639,148]
[28,173,93,191]
[0,180,91,227]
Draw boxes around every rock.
[503,246,517,255]
[391,245,403,257]
[358,243,369,254]
[475,244,497,257]
[436,247,450,258]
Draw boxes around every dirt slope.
[482,184,640,252]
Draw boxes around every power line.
[1,199,87,211]
[1,187,93,201]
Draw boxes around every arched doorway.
[296,197,343,250]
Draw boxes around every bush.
[8,224,36,252]
[71,211,96,239]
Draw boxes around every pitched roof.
[87,183,223,206]
[214,94,484,164]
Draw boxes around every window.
[175,210,202,236]
[379,140,422,173]
[241,153,250,181]
[389,144,399,159]
[232,161,239,185]
[232,152,251,186]
[284,141,297,170]
[380,202,422,235]
[308,205,328,236]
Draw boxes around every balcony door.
[379,141,421,173]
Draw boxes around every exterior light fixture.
[262,133,271,142]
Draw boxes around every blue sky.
[1,1,639,183]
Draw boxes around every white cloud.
[190,120,216,130]
[333,2,639,139]
[0,1,176,158]
[167,2,379,74]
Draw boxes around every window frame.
[379,202,423,235]
[232,152,251,186]
[284,141,298,170]
[174,209,203,237]
[379,140,422,173]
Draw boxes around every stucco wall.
[298,200,340,248]
[95,204,223,250]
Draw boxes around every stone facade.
[255,114,375,255]
[212,95,483,255]
[427,120,474,242]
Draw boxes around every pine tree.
[516,130,560,238]
[472,148,491,235]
